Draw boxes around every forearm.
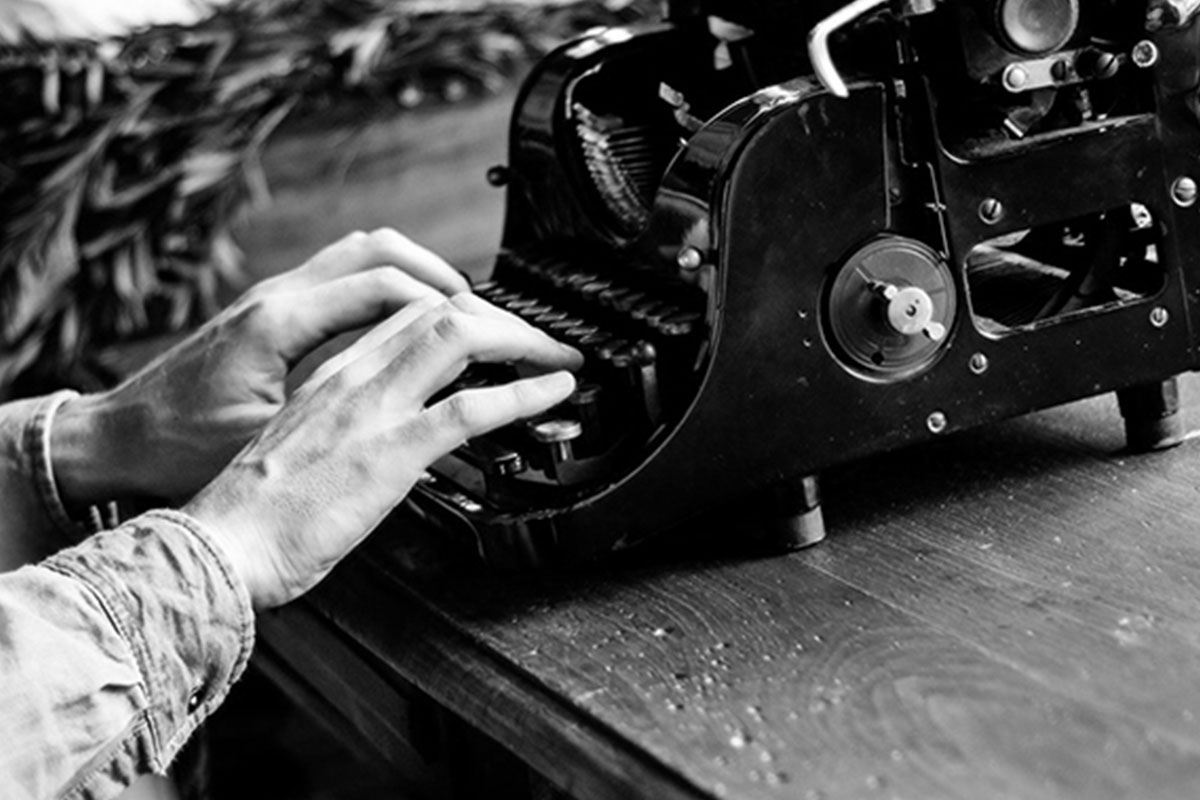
[49,389,151,513]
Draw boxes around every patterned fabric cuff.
[25,389,92,542]
[41,509,256,770]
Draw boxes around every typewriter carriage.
[407,0,1200,566]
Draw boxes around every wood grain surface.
[264,372,1200,800]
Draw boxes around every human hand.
[183,291,582,609]
[51,229,470,510]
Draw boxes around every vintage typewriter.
[407,0,1200,566]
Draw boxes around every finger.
[377,310,583,406]
[412,371,578,461]
[277,228,471,296]
[273,267,445,364]
[301,295,445,389]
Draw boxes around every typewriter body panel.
[409,0,1200,566]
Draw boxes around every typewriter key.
[458,437,526,477]
[630,300,670,323]
[490,290,524,305]
[613,291,649,314]
[564,273,600,291]
[517,304,553,319]
[533,310,570,326]
[568,384,605,450]
[657,311,701,337]
[562,325,601,344]
[548,318,585,335]
[529,419,584,465]
[580,280,614,299]
[598,286,637,308]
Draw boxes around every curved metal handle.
[807,0,891,98]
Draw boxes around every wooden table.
[255,373,1200,800]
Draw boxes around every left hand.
[51,228,470,508]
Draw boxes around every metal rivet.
[1150,306,1169,328]
[1172,177,1197,208]
[677,247,703,271]
[969,352,989,375]
[926,411,948,434]
[979,198,1004,225]
[1132,40,1159,68]
[1002,64,1029,92]
[485,165,511,187]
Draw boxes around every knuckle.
[410,294,444,316]
[367,226,404,244]
[509,378,540,408]
[365,227,407,256]
[245,296,283,326]
[430,309,470,346]
[439,392,479,433]
[238,278,276,304]
[368,265,404,291]
[334,230,372,260]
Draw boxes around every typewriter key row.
[432,256,706,489]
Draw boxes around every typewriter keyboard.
[434,247,709,499]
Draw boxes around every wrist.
[184,473,277,611]
[50,391,148,513]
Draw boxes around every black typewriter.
[407,0,1200,566]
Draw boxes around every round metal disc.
[823,236,957,381]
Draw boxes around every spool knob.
[876,283,946,341]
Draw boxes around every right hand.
[184,291,582,609]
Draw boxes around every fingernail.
[542,370,576,393]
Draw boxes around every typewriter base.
[759,473,826,551]
[1118,378,1187,453]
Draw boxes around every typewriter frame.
[408,3,1200,567]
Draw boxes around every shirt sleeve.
[0,391,92,572]
[0,509,255,800]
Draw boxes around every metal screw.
[485,165,511,187]
[1150,307,1169,328]
[926,411,948,434]
[1002,64,1029,92]
[979,198,1004,225]
[677,246,703,271]
[1172,176,1197,207]
[1132,40,1159,68]
[969,352,989,375]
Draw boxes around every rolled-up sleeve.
[0,510,255,800]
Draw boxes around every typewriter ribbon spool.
[825,237,957,381]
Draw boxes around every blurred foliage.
[0,0,657,398]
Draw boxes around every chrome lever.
[809,0,940,97]
[807,0,890,98]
